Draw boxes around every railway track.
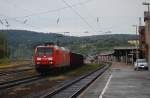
[40,64,110,98]
[0,74,42,89]
[0,67,33,76]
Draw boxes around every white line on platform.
[99,74,112,98]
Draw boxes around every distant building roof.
[99,51,114,56]
[114,46,138,50]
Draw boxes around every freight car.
[34,43,84,72]
[70,52,84,67]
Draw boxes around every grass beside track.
[0,59,32,69]
[47,63,104,81]
[68,63,103,76]
[0,58,11,67]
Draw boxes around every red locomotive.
[34,43,83,72]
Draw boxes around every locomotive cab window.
[37,47,53,56]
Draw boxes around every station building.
[113,47,138,64]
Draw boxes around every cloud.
[0,0,147,36]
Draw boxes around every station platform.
[78,62,150,98]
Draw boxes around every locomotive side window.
[37,47,53,56]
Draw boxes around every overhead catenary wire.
[0,19,3,25]
[0,0,34,18]
[97,17,99,23]
[0,14,37,29]
[56,18,60,24]
[56,9,62,25]
[2,0,95,20]
[69,0,101,34]
[61,0,97,32]
[23,19,28,24]
[5,19,10,27]
[10,18,36,28]
[5,19,9,25]
[0,0,97,30]
[0,0,99,32]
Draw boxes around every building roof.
[99,51,114,56]
[114,46,138,50]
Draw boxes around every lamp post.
[132,25,139,62]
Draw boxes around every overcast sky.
[0,0,149,36]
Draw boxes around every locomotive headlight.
[37,57,41,61]
[48,57,53,61]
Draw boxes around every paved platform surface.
[78,62,150,98]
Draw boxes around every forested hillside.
[0,30,136,59]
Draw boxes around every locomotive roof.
[36,44,56,48]
[36,45,70,52]
[37,45,54,47]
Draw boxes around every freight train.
[34,43,84,72]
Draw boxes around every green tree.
[0,32,8,58]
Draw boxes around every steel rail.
[41,64,110,98]
[0,74,42,89]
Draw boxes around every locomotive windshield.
[37,47,53,56]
